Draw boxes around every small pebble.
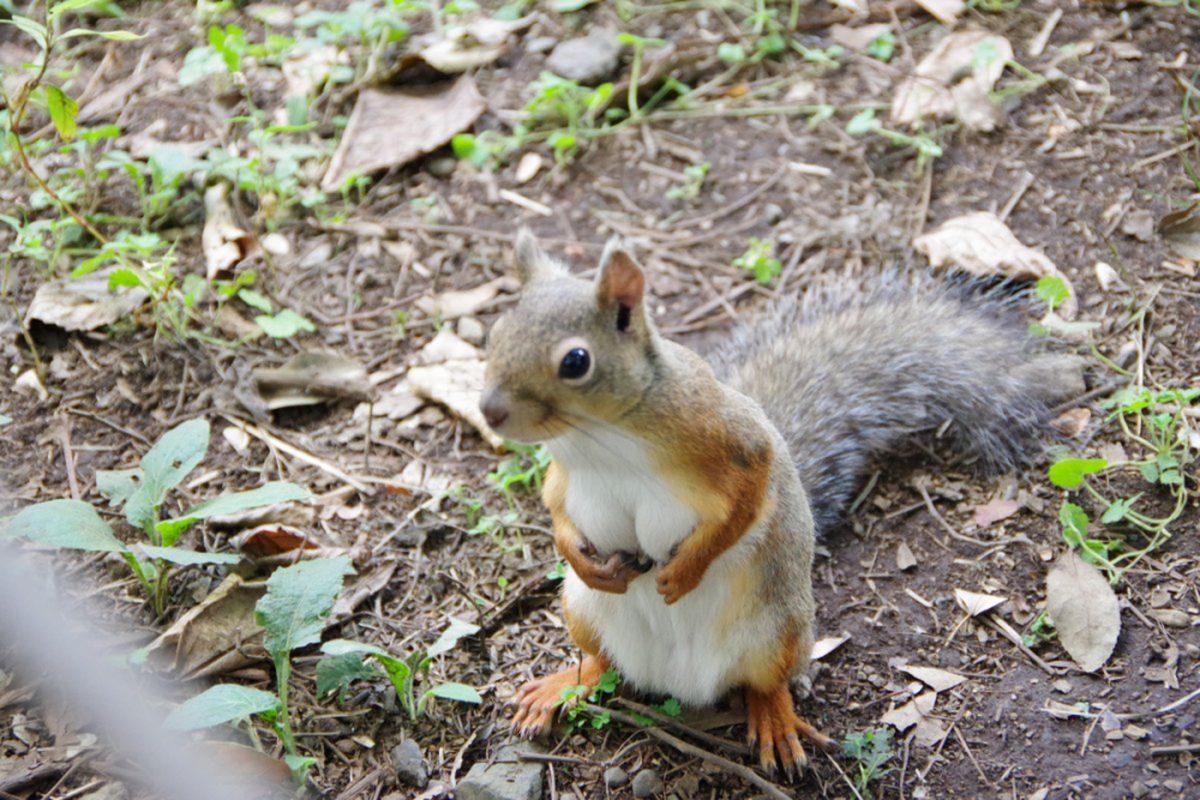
[526,36,557,54]
[603,766,629,788]
[426,156,457,177]
[631,768,663,798]
[390,739,429,788]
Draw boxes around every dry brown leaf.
[973,497,1021,527]
[913,717,949,748]
[418,18,525,73]
[231,525,322,557]
[417,327,483,365]
[202,183,258,281]
[1046,551,1121,673]
[829,23,891,52]
[144,574,266,679]
[954,588,1005,617]
[407,359,503,449]
[901,665,967,693]
[914,212,1056,280]
[1050,407,1091,438]
[811,635,850,661]
[322,78,486,191]
[892,31,1013,131]
[913,0,965,24]
[25,269,148,332]
[415,277,512,320]
[881,691,937,732]
[896,541,918,571]
[1158,202,1200,261]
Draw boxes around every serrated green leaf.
[138,545,241,566]
[256,556,354,660]
[427,617,480,659]
[1047,458,1108,489]
[1100,495,1139,525]
[3,500,126,552]
[315,653,378,701]
[165,684,281,731]
[45,85,79,142]
[426,682,482,705]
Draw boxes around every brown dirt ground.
[2,2,1200,800]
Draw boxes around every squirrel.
[479,227,1084,775]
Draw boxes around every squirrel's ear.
[595,240,645,322]
[513,226,562,285]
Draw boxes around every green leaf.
[427,617,480,659]
[3,16,49,46]
[138,545,241,565]
[96,468,142,507]
[237,288,273,313]
[165,684,281,731]
[845,108,879,136]
[1100,495,1140,525]
[49,0,102,19]
[284,755,316,783]
[158,482,311,544]
[45,85,79,142]
[654,697,682,717]
[3,500,125,552]
[1059,502,1089,548]
[426,682,482,705]
[316,653,378,701]
[255,309,316,338]
[1035,275,1070,311]
[1047,458,1108,489]
[121,419,209,533]
[1139,462,1159,483]
[256,556,354,660]
[717,42,746,64]
[107,268,142,289]
[551,0,596,10]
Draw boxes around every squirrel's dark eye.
[558,348,591,381]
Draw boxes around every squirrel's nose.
[480,389,509,430]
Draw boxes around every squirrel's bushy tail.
[711,273,1084,537]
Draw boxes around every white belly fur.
[547,423,775,704]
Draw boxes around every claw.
[745,683,830,780]
[509,656,610,738]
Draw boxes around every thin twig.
[589,705,792,800]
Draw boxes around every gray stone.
[631,768,663,798]
[546,32,620,85]
[457,315,485,345]
[390,738,429,788]
[427,156,458,177]
[603,766,629,788]
[527,36,558,54]
[457,743,545,800]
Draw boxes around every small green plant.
[237,288,317,338]
[1047,385,1198,582]
[666,161,711,202]
[733,238,782,284]
[522,73,614,164]
[1021,611,1056,648]
[845,108,943,172]
[561,668,620,730]
[842,727,895,797]
[316,617,483,719]
[166,556,354,781]
[488,443,552,498]
[616,32,667,120]
[2,419,309,614]
[451,131,520,171]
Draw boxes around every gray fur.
[711,273,1084,536]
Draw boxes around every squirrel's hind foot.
[745,684,834,778]
[511,655,609,738]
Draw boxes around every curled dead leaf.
[1045,551,1121,672]
[144,574,266,679]
[881,691,937,732]
[26,268,148,332]
[202,183,258,281]
[251,351,375,411]
[892,31,1013,131]
[811,634,850,661]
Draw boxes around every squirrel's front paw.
[570,543,645,594]
[656,557,704,604]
